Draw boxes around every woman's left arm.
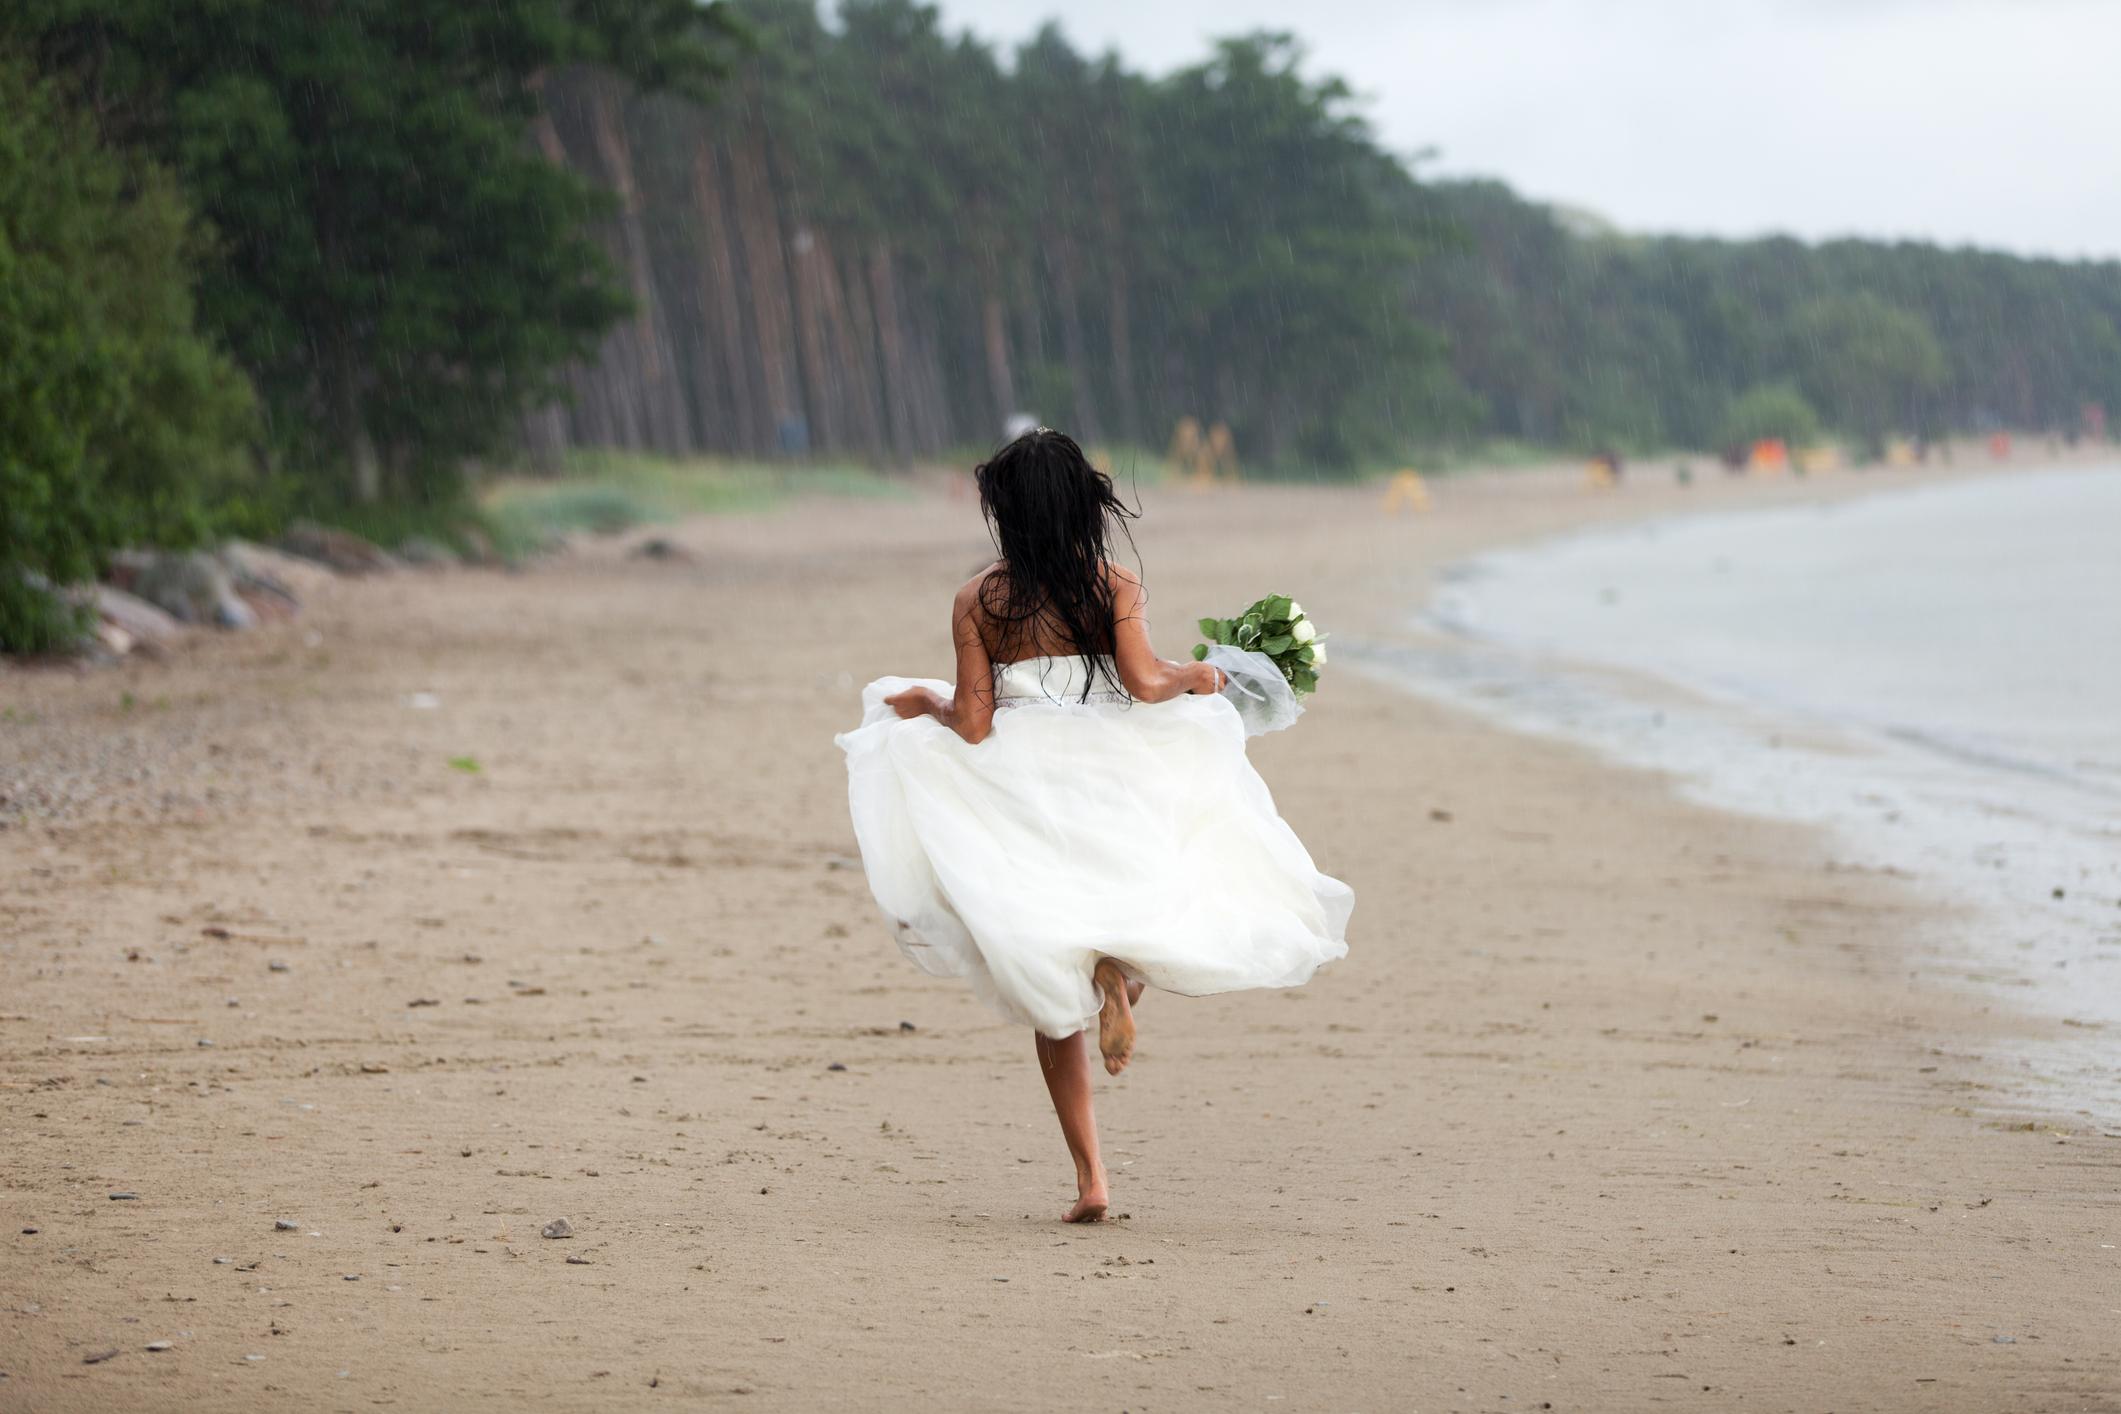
[882,580,997,744]
[1109,566,1222,703]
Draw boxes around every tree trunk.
[586,79,689,454]
[867,245,917,461]
[820,234,887,460]
[787,225,843,452]
[689,141,763,454]
[1051,235,1099,442]
[982,290,1016,432]
[727,125,805,452]
[1095,179,1141,443]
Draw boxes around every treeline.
[528,3,1444,470]
[541,0,2121,469]
[2,0,735,647]
[7,0,2121,647]
[1412,180,2121,453]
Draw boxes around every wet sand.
[3,456,2116,1410]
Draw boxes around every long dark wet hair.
[973,428,1139,699]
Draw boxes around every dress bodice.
[993,654,1126,705]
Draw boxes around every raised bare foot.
[1092,958,1136,1076]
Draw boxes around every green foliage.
[480,453,901,554]
[1718,384,1825,452]
[1408,184,2112,454]
[1785,292,1947,448]
[1193,594,1326,697]
[0,58,256,652]
[6,0,739,506]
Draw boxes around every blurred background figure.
[1381,469,1431,513]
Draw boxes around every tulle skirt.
[834,664,1352,1039]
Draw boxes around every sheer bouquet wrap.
[1192,595,1327,737]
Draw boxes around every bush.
[1717,383,1824,453]
[0,61,258,652]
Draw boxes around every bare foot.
[1093,958,1135,1076]
[1064,1170,1109,1223]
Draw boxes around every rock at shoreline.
[277,521,401,576]
[223,540,336,603]
[120,551,256,629]
[82,584,187,653]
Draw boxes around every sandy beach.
[3,456,2116,1411]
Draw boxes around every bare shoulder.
[955,561,1001,607]
[1104,561,1146,611]
[953,562,1001,626]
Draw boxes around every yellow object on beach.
[1169,416,1241,489]
[1382,469,1430,514]
[1798,445,1842,475]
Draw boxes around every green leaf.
[1191,643,1208,660]
[1262,634,1292,654]
[1266,595,1293,621]
[448,755,482,774]
[1197,617,1221,638]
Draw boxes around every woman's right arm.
[882,577,998,744]
[1109,566,1222,703]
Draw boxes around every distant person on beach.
[835,428,1351,1222]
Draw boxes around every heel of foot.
[1093,962,1136,1074]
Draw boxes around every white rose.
[1286,600,1303,619]
[1310,643,1327,666]
[1292,619,1316,643]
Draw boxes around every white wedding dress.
[835,654,1353,1039]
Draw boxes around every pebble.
[541,1218,574,1240]
[268,960,290,973]
[273,1220,298,1231]
[343,1274,360,1281]
[145,1341,172,1352]
[21,1228,37,1235]
[566,1255,592,1265]
[108,1192,139,1201]
[827,1062,848,1072]
[213,1257,230,1265]
[83,1349,121,1364]
[899,1020,916,1032]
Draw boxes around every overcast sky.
[922,0,2120,262]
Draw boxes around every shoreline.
[4,450,2118,1408]
[1353,462,2121,1117]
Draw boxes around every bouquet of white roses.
[1190,595,1325,737]
[1193,594,1326,695]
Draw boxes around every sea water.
[1356,465,2121,1114]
